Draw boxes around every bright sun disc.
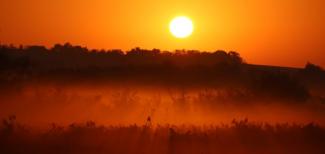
[169,16,193,38]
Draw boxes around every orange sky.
[0,0,324,67]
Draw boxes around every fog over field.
[1,44,325,153]
[1,82,325,127]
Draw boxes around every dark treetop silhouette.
[0,43,324,103]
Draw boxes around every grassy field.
[1,117,324,154]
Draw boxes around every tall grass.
[1,117,324,154]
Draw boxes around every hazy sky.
[1,0,324,67]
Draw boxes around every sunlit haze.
[0,0,325,67]
[1,1,325,153]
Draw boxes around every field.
[1,117,324,154]
[1,45,325,153]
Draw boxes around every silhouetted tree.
[304,62,323,73]
[253,72,310,102]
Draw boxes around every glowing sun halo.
[169,16,193,38]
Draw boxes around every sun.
[169,16,193,38]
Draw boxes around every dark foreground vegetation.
[0,44,325,153]
[0,117,324,154]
